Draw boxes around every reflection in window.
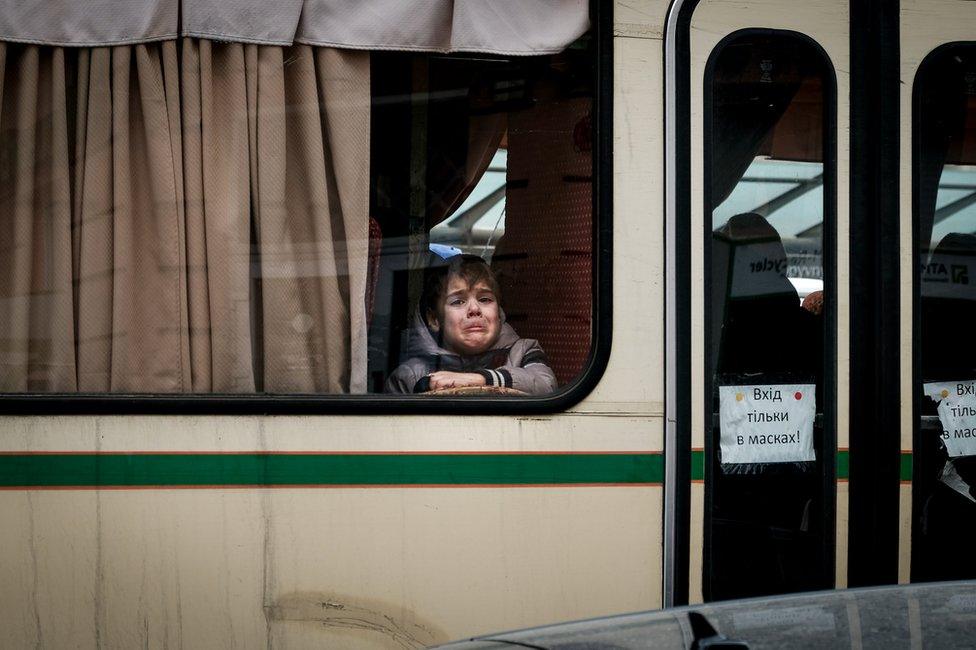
[430,149,508,258]
[704,33,833,601]
[711,159,824,303]
[913,44,976,582]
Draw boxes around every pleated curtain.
[0,40,370,393]
[0,0,588,54]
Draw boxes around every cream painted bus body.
[0,4,667,647]
[3,0,976,647]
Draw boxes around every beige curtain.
[0,39,369,394]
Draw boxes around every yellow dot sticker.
[735,392,744,402]
[942,389,950,399]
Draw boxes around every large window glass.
[0,34,596,399]
[369,45,595,396]
[704,32,834,601]
[913,43,976,581]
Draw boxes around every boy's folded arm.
[428,371,486,390]
[384,359,427,394]
[490,339,558,396]
[499,363,558,395]
[385,341,558,396]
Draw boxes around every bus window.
[0,35,597,402]
[704,32,834,601]
[913,44,976,582]
[369,47,596,396]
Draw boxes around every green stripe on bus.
[691,450,704,481]
[837,449,849,480]
[0,453,662,488]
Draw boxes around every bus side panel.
[0,415,662,647]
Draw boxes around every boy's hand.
[427,371,487,391]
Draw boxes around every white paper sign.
[923,380,976,457]
[719,384,816,464]
[729,242,792,299]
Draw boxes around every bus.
[0,0,974,646]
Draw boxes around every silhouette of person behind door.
[708,212,825,600]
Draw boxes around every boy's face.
[429,275,501,355]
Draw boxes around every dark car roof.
[434,581,976,649]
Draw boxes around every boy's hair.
[421,254,501,323]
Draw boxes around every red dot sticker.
[794,392,803,400]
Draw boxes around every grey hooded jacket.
[385,311,557,395]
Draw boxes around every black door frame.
[663,0,903,605]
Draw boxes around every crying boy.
[385,255,557,395]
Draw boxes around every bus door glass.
[912,43,976,582]
[704,32,835,601]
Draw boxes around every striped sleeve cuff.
[477,369,513,388]
[413,376,431,393]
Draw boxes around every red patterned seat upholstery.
[491,98,592,387]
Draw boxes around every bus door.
[905,4,976,585]
[667,0,849,604]
[670,0,976,609]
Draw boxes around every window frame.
[910,40,976,579]
[0,2,612,416]
[700,27,839,600]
